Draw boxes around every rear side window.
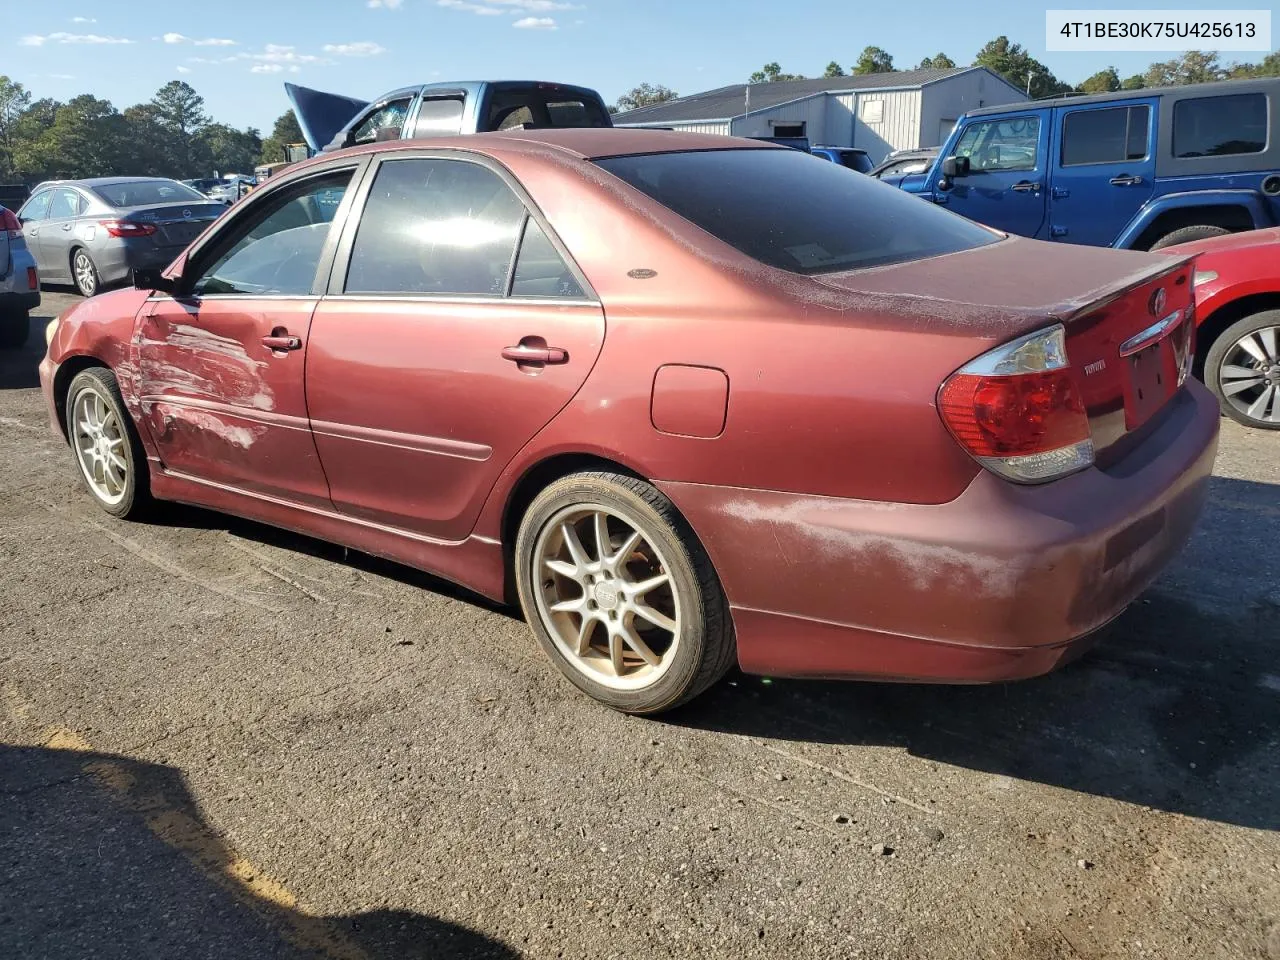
[596,148,999,275]
[1062,105,1150,165]
[511,218,584,298]
[1173,93,1268,158]
[345,158,526,296]
[413,97,465,137]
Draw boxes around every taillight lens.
[99,219,157,238]
[27,266,37,290]
[938,324,1094,484]
[0,208,20,239]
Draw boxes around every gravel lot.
[2,291,1278,960]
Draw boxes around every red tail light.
[938,324,1094,484]
[27,266,37,290]
[99,219,157,238]
[0,208,20,239]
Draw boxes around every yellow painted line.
[36,725,367,960]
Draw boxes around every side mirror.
[133,267,176,294]
[941,155,969,179]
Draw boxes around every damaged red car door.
[133,168,356,507]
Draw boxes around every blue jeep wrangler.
[897,77,1280,250]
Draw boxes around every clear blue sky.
[9,0,1237,134]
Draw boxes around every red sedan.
[39,130,1219,713]
[1167,227,1280,429]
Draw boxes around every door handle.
[261,333,302,352]
[1011,181,1041,193]
[1110,174,1144,186]
[502,343,568,365]
[61,223,72,231]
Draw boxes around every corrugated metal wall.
[851,90,921,162]
[918,72,1028,149]
[728,97,829,142]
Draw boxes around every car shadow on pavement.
[671,474,1280,833]
[0,311,45,390]
[0,742,519,960]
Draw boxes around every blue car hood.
[284,82,370,152]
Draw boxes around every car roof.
[965,74,1280,118]
[34,176,178,189]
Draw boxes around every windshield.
[595,148,999,275]
[92,179,207,208]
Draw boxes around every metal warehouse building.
[613,67,1028,164]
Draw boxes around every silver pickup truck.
[286,79,612,156]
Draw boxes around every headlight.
[1193,270,1219,287]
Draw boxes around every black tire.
[514,472,735,714]
[1148,224,1232,251]
[65,367,153,518]
[71,247,100,298]
[0,310,29,349]
[1203,310,1280,430]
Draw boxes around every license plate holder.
[1123,337,1177,429]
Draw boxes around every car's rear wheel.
[1148,224,1232,250]
[0,310,29,349]
[514,472,735,714]
[1204,310,1280,429]
[66,367,152,517]
[72,248,100,298]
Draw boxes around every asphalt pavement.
[2,292,1278,960]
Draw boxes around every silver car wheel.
[533,504,682,691]
[71,384,128,506]
[1218,324,1280,425]
[73,251,97,297]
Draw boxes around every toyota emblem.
[182,208,192,219]
[1149,287,1167,317]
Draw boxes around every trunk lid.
[121,202,226,248]
[813,236,1197,458]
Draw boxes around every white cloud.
[322,41,386,56]
[513,15,557,28]
[487,0,574,9]
[250,63,284,74]
[176,65,193,74]
[21,32,134,46]
[367,0,404,6]
[162,32,237,45]
[47,73,76,80]
[71,16,96,23]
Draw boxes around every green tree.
[1079,67,1120,93]
[1143,51,1226,87]
[149,81,210,176]
[975,36,1072,98]
[1121,74,1147,90]
[613,82,678,112]
[23,95,129,180]
[0,76,33,179]
[853,46,894,74]
[260,110,305,164]
[122,104,168,177]
[917,53,956,69]
[1228,51,1280,78]
[199,123,262,177]
[749,62,805,83]
[823,61,846,78]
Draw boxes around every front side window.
[48,188,84,220]
[20,190,53,222]
[596,148,999,275]
[1173,93,1267,158]
[1062,105,1150,166]
[349,98,413,146]
[345,158,525,296]
[954,117,1041,172]
[190,170,353,296]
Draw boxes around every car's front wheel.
[515,472,735,714]
[66,367,152,517]
[71,248,100,298]
[1204,310,1280,430]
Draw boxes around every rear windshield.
[595,149,999,274]
[91,179,206,207]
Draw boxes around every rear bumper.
[0,290,40,313]
[658,381,1220,683]
[96,242,183,286]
